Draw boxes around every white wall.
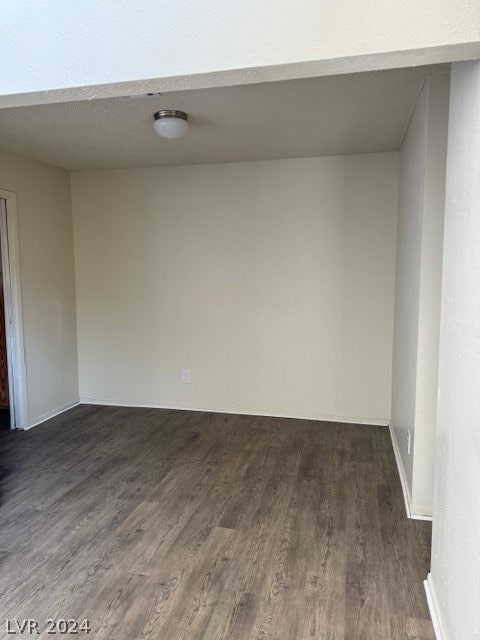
[1,0,479,100]
[429,60,480,640]
[413,75,450,512]
[391,84,428,495]
[72,153,399,422]
[0,147,79,426]
[390,74,450,517]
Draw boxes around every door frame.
[0,190,28,429]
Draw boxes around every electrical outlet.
[407,430,412,455]
[182,369,191,384]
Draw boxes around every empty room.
[0,3,479,639]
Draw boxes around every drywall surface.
[0,147,78,426]
[72,153,399,422]
[412,74,450,513]
[391,84,428,498]
[390,74,449,516]
[430,60,480,640]
[1,0,479,100]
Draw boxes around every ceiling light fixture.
[153,110,189,139]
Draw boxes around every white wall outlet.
[182,369,191,384]
[407,430,412,455]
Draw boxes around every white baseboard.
[24,400,80,430]
[424,573,447,640]
[79,397,389,427]
[410,507,433,521]
[389,423,413,517]
[388,423,433,521]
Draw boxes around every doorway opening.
[0,193,27,430]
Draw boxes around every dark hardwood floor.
[0,405,434,639]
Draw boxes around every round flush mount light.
[153,110,189,139]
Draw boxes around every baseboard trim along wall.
[424,573,447,640]
[389,423,413,517]
[388,424,433,521]
[24,400,80,430]
[410,505,433,520]
[79,398,389,427]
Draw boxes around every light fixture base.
[154,110,188,122]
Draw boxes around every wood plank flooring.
[0,405,434,639]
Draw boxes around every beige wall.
[72,153,398,422]
[0,147,78,425]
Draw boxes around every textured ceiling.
[0,65,447,170]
